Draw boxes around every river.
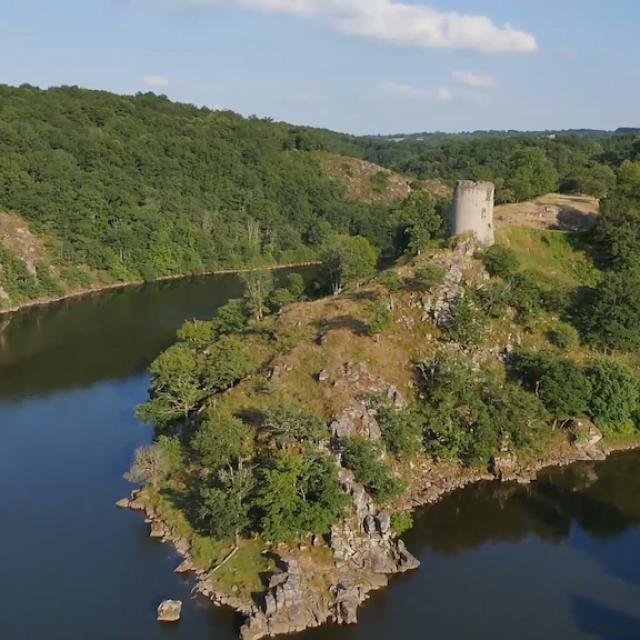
[1,272,639,640]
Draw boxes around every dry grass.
[495,193,599,231]
[315,152,450,203]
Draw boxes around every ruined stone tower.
[452,180,495,246]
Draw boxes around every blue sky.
[1,0,638,134]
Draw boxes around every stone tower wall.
[452,180,495,246]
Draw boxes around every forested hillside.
[0,85,392,307]
[0,84,638,309]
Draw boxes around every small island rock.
[157,599,182,622]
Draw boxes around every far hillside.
[315,152,451,204]
[0,83,638,310]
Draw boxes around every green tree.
[586,359,639,432]
[191,409,251,470]
[255,451,347,542]
[319,235,379,295]
[514,352,591,422]
[505,148,558,202]
[199,466,255,541]
[591,162,640,271]
[177,319,215,350]
[125,436,183,487]
[204,336,257,392]
[242,268,274,321]
[390,191,442,256]
[212,299,249,336]
[582,269,640,351]
[418,354,550,463]
[136,343,206,425]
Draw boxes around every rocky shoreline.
[118,427,638,640]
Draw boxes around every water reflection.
[407,455,640,557]
[571,596,640,640]
[0,269,316,401]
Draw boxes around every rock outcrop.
[569,419,605,460]
[329,362,406,441]
[157,600,182,622]
[240,462,419,640]
[417,236,486,328]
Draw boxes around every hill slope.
[125,216,640,639]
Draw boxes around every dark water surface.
[1,274,640,640]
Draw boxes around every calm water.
[1,273,639,640]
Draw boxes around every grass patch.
[496,227,599,287]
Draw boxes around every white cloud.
[175,1,538,54]
[433,85,454,103]
[453,70,498,89]
[379,81,453,103]
[142,74,171,88]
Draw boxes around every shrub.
[505,271,544,317]
[474,281,512,319]
[446,299,487,346]
[377,269,405,292]
[391,512,414,536]
[514,352,591,421]
[342,438,403,503]
[481,245,520,279]
[412,264,446,291]
[547,323,580,350]
[378,406,424,458]
[366,301,393,336]
[262,403,328,447]
[586,359,640,433]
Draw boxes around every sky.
[0,0,638,135]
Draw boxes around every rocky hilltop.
[123,221,640,638]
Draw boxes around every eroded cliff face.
[240,499,419,640]
[240,362,419,640]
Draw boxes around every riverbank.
[0,261,321,317]
[120,433,640,640]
